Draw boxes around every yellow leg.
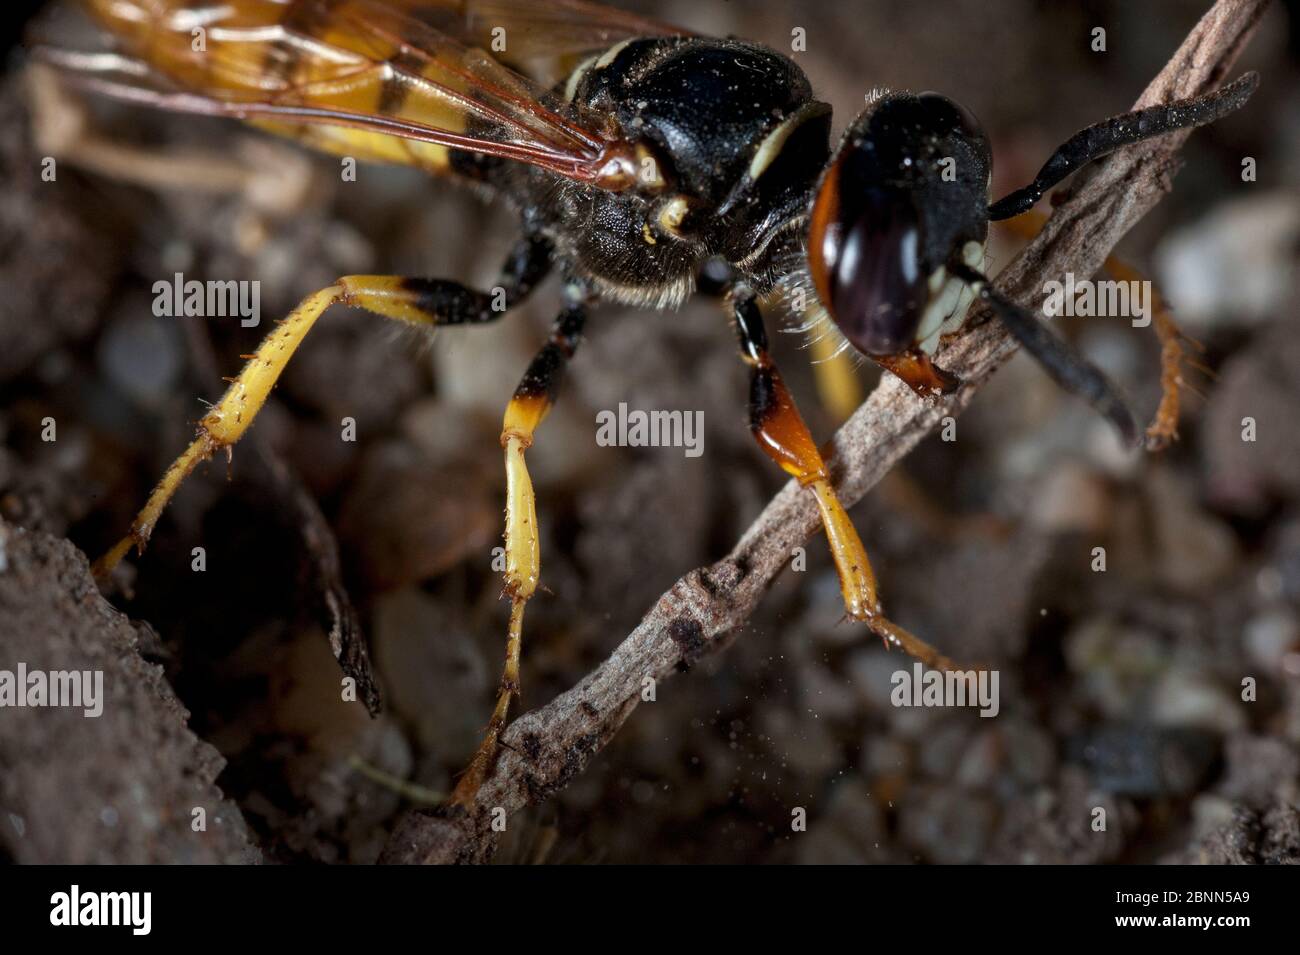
[759,364,958,670]
[92,272,528,580]
[448,303,585,806]
[1103,257,1195,450]
[733,288,959,671]
[807,327,864,425]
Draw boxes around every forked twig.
[380,0,1270,864]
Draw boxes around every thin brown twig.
[380,0,1270,864]
[179,307,383,715]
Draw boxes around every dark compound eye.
[809,153,927,356]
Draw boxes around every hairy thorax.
[504,36,832,308]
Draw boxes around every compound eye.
[808,153,926,356]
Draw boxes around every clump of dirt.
[0,519,260,863]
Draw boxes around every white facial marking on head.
[916,240,987,353]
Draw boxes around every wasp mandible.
[40,0,1257,804]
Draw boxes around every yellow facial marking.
[656,195,692,237]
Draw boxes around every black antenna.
[988,72,1259,221]
[949,261,1138,446]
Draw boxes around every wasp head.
[807,92,992,391]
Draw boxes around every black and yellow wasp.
[38,0,1255,803]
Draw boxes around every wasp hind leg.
[93,235,552,579]
[449,294,587,807]
[729,286,961,671]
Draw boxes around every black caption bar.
[0,863,1285,942]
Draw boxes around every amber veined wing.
[384,1,694,86]
[34,0,690,189]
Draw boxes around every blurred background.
[0,0,1297,863]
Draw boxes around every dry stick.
[178,311,383,714]
[380,0,1270,864]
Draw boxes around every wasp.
[39,0,1256,805]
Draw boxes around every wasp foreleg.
[728,286,960,671]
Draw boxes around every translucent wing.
[393,0,693,86]
[41,0,686,188]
